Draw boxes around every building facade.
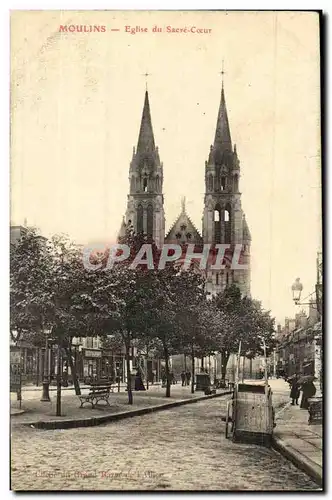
[276,307,322,384]
[120,83,251,298]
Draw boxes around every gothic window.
[216,273,219,285]
[226,272,229,286]
[214,204,221,244]
[208,174,213,192]
[186,232,192,240]
[221,177,226,191]
[137,204,143,234]
[143,175,148,192]
[147,204,153,237]
[156,175,160,192]
[175,232,181,239]
[234,174,239,192]
[130,176,135,192]
[224,203,231,244]
[215,166,221,192]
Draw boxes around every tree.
[10,228,54,345]
[214,285,276,382]
[175,271,217,393]
[82,229,163,404]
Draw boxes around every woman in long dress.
[300,380,316,409]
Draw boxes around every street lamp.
[291,278,318,309]
[40,335,53,402]
[291,278,303,304]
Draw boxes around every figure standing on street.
[186,371,191,386]
[181,371,186,386]
[134,370,146,391]
[290,375,300,405]
[300,380,316,409]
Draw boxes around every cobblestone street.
[11,396,318,491]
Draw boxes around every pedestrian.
[134,370,146,391]
[300,380,316,409]
[289,375,300,405]
[181,371,186,386]
[186,371,191,386]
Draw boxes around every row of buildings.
[273,252,323,389]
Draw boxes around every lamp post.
[291,277,320,317]
[291,277,322,392]
[40,334,51,402]
[291,278,303,305]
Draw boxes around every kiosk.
[225,340,274,446]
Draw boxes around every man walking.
[181,371,186,386]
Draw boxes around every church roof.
[214,84,232,152]
[136,90,155,156]
[165,198,203,244]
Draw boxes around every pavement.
[11,395,318,491]
[10,383,230,428]
[273,391,323,487]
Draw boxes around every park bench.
[78,382,114,409]
[308,397,323,425]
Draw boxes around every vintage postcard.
[10,10,322,491]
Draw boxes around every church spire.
[214,84,232,153]
[136,90,155,155]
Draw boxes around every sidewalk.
[11,384,231,429]
[273,401,323,487]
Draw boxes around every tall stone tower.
[124,90,165,247]
[202,82,251,297]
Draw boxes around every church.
[119,81,251,298]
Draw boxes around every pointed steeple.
[137,91,155,155]
[214,85,232,153]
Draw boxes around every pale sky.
[10,10,321,324]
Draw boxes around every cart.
[225,340,274,446]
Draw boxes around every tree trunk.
[242,356,245,382]
[125,340,133,405]
[146,347,149,390]
[184,354,187,373]
[221,350,229,383]
[163,345,171,398]
[65,346,81,395]
[249,357,253,379]
[191,348,195,394]
[201,356,204,371]
[36,348,40,386]
[56,345,62,416]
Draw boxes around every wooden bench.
[308,397,322,425]
[78,383,114,409]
